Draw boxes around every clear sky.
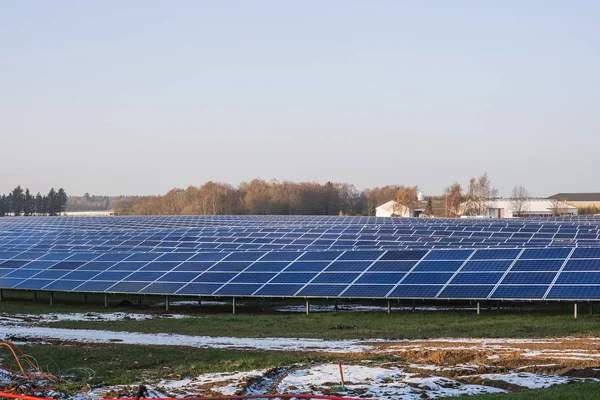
[1,1,599,197]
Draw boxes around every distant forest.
[0,186,68,216]
[115,180,412,216]
[67,194,139,212]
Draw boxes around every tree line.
[0,186,68,217]
[116,180,409,216]
[115,175,505,217]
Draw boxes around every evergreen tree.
[23,188,34,216]
[41,195,49,215]
[57,188,68,214]
[47,188,58,216]
[0,195,6,217]
[11,186,24,216]
[35,193,43,215]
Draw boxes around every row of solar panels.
[1,247,600,300]
[1,239,599,255]
[2,215,600,231]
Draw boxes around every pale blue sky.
[1,1,599,196]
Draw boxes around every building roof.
[488,199,577,211]
[549,193,600,202]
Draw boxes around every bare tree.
[444,182,463,217]
[462,173,498,216]
[395,186,419,217]
[550,196,570,217]
[510,185,529,217]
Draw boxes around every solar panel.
[1,215,600,301]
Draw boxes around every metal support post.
[574,303,578,319]
[477,301,481,315]
[165,295,170,312]
[49,291,54,306]
[334,299,338,312]
[387,300,391,314]
[305,298,310,315]
[137,294,142,307]
[104,294,109,308]
[232,297,236,315]
[198,296,202,306]
[0,289,3,302]
[412,299,416,312]
[34,291,38,302]
[590,302,593,315]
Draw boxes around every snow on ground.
[3,320,600,361]
[0,312,189,326]
[277,363,507,399]
[0,326,371,353]
[65,363,590,400]
[466,372,574,389]
[71,364,589,400]
[74,370,268,399]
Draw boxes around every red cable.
[0,393,361,400]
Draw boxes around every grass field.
[448,381,600,399]
[2,291,599,340]
[3,291,600,398]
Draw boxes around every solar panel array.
[1,215,600,301]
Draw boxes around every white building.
[375,200,425,218]
[459,198,578,219]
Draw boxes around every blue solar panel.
[511,259,565,271]
[546,286,600,299]
[356,273,406,284]
[563,259,600,271]
[176,283,222,295]
[297,285,347,296]
[343,285,394,297]
[461,260,513,272]
[471,249,522,260]
[215,284,262,295]
[490,285,549,299]
[312,273,360,284]
[424,250,473,261]
[325,261,373,272]
[402,273,454,285]
[1,215,599,301]
[141,282,186,294]
[246,262,290,272]
[438,285,494,299]
[44,280,84,291]
[231,273,276,283]
[195,272,237,283]
[285,262,331,272]
[520,248,572,259]
[254,284,304,296]
[224,252,265,261]
[380,250,428,260]
[338,251,382,261]
[15,279,54,290]
[556,272,600,284]
[270,273,316,283]
[571,248,600,259]
[109,281,151,292]
[389,284,443,298]
[413,261,464,272]
[502,272,556,285]
[450,273,504,285]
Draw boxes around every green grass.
[2,291,600,340]
[448,381,600,399]
[5,343,370,390]
[37,308,600,340]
